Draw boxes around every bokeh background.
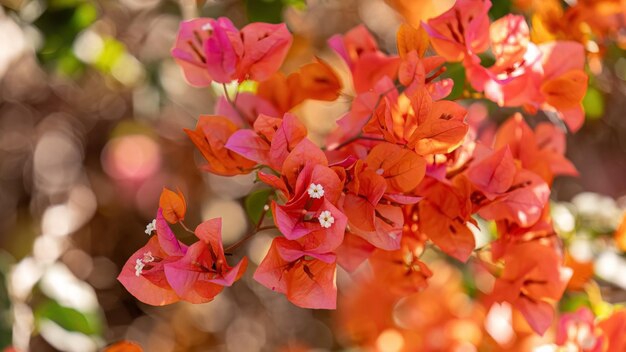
[1,0,626,351]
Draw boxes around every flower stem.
[224,204,274,253]
[224,225,276,253]
[222,83,250,126]
[179,220,195,235]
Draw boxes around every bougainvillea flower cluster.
[119,0,601,338]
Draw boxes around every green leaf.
[71,3,98,29]
[283,0,307,10]
[0,252,14,349]
[245,188,272,225]
[245,0,284,23]
[93,38,126,73]
[34,300,103,336]
[559,292,591,313]
[582,86,604,120]
[488,0,512,20]
[444,62,466,100]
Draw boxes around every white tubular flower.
[318,210,335,228]
[307,183,325,199]
[142,251,154,263]
[134,259,145,277]
[145,219,156,236]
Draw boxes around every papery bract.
[397,23,429,59]
[164,218,247,303]
[466,147,517,198]
[417,178,475,262]
[117,209,187,306]
[556,307,603,352]
[185,115,256,176]
[272,162,345,241]
[225,113,308,170]
[494,114,578,184]
[476,169,550,227]
[492,241,572,335]
[369,236,432,295]
[335,232,376,272]
[490,14,530,69]
[257,59,342,114]
[363,87,468,155]
[365,143,426,193]
[254,238,337,309]
[158,187,187,224]
[171,18,238,87]
[597,309,626,351]
[328,25,400,93]
[171,17,292,86]
[422,0,491,61]
[238,22,292,82]
[342,162,404,250]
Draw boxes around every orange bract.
[257,59,342,114]
[396,23,429,59]
[365,143,426,193]
[466,147,517,196]
[492,241,572,335]
[369,236,432,295]
[364,87,468,155]
[184,115,256,176]
[540,69,588,110]
[614,213,626,252]
[417,178,475,262]
[159,187,186,224]
[103,341,143,352]
[564,251,594,291]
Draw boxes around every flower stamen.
[145,219,156,236]
[134,259,145,277]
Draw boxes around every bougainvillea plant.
[117,0,625,347]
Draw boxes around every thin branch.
[222,83,249,126]
[324,84,402,151]
[329,134,387,151]
[179,220,195,235]
[224,225,276,253]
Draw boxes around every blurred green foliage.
[245,0,306,23]
[444,62,466,100]
[488,0,513,19]
[583,86,605,120]
[34,0,97,76]
[245,188,273,226]
[34,300,103,336]
[560,291,592,313]
[0,253,13,349]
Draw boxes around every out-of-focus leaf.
[443,62,466,100]
[245,0,284,24]
[93,38,126,73]
[238,80,258,94]
[57,52,84,76]
[71,3,97,28]
[49,0,87,9]
[245,188,272,225]
[582,86,605,120]
[559,292,591,313]
[34,1,95,76]
[488,0,512,19]
[0,252,13,349]
[34,300,102,336]
[283,0,307,10]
